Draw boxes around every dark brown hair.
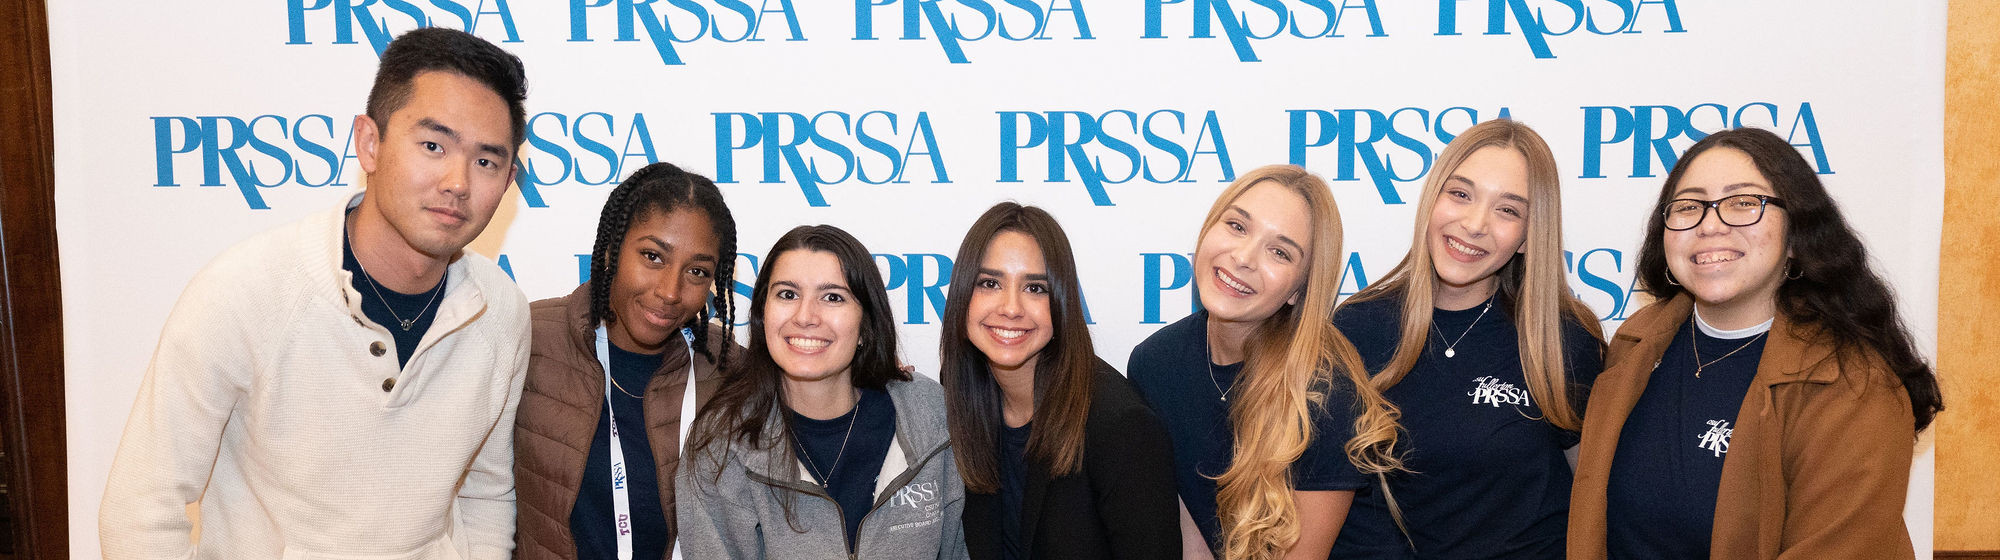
[940,203,1096,494]
[685,225,912,528]
[1635,127,1942,432]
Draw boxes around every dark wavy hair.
[1635,127,1943,432]
[686,224,911,528]
[366,27,528,148]
[586,162,737,369]
[941,203,1095,494]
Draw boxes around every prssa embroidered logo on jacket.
[887,481,944,532]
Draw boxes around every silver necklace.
[345,225,442,332]
[1203,336,1229,403]
[1430,298,1493,358]
[1690,322,1767,379]
[796,395,860,489]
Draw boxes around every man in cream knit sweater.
[99,28,532,559]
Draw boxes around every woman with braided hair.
[514,162,741,560]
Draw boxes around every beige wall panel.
[1940,0,2000,550]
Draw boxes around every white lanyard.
[597,325,699,560]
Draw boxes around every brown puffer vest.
[514,283,736,559]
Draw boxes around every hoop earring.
[1785,259,1804,280]
[1665,271,1681,286]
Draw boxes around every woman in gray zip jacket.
[677,224,969,560]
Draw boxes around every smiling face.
[965,231,1055,377]
[1194,181,1313,326]
[354,70,516,260]
[1664,147,1790,323]
[606,207,720,354]
[762,250,865,385]
[1427,145,1532,309]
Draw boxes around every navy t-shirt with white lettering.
[1606,319,1767,559]
[1330,294,1603,559]
[792,386,896,553]
[1127,310,1370,554]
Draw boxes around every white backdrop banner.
[51,1,1944,556]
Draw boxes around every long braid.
[588,176,642,329]
[592,162,738,370]
[696,180,738,374]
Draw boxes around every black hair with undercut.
[587,162,738,369]
[1636,127,1943,432]
[365,27,529,148]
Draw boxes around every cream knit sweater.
[100,197,530,559]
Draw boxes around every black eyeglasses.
[1661,194,1786,231]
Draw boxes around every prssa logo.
[1139,251,1370,323]
[568,0,806,65]
[286,0,523,54]
[153,114,361,209]
[853,0,1095,63]
[1564,247,1639,322]
[998,110,1235,206]
[1580,101,1830,179]
[713,111,949,207]
[517,111,665,208]
[153,111,646,210]
[1287,106,1511,204]
[1435,0,1686,59]
[1143,0,1387,63]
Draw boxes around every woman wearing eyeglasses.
[1567,128,1943,559]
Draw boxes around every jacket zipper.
[746,440,952,559]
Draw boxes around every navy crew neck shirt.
[341,226,442,368]
[1127,310,1369,554]
[792,386,897,553]
[1331,294,1604,559]
[571,344,670,560]
[997,422,1032,560]
[1606,318,1767,559]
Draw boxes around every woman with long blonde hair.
[1128,164,1402,559]
[1330,119,1603,558]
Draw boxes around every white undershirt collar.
[1692,307,1774,340]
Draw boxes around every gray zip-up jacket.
[676,375,968,560]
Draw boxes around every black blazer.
[962,362,1180,560]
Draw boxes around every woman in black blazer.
[941,202,1180,560]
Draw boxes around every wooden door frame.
[0,0,69,557]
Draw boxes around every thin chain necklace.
[607,375,643,399]
[1690,321,1767,379]
[345,224,443,332]
[604,345,671,398]
[796,393,861,490]
[1203,334,1229,403]
[1430,298,1494,359]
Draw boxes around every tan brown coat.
[513,284,734,559]
[1569,294,1917,559]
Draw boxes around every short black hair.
[365,28,528,149]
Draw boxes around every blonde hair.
[1208,165,1404,559]
[1345,118,1603,431]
